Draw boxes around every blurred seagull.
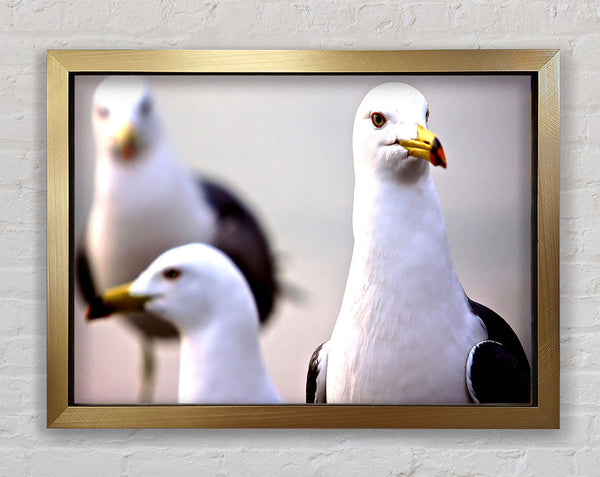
[77,76,278,402]
[306,83,530,404]
[88,243,282,404]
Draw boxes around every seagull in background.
[306,83,530,405]
[88,243,282,404]
[77,76,278,402]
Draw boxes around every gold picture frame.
[47,49,559,428]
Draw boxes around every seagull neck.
[341,166,467,326]
[352,167,448,250]
[178,311,274,404]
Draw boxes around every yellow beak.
[397,124,447,168]
[114,124,138,160]
[86,282,151,320]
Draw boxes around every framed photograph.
[47,50,559,428]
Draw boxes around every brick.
[0,298,45,336]
[562,371,600,408]
[93,2,160,33]
[216,1,284,36]
[0,266,45,301]
[561,112,587,144]
[562,147,600,189]
[495,3,598,37]
[0,150,45,186]
[31,450,122,477]
[0,227,45,263]
[575,448,600,476]
[580,225,600,258]
[0,376,42,413]
[410,3,453,32]
[0,335,43,376]
[12,1,67,32]
[560,261,600,300]
[126,449,224,476]
[222,448,415,476]
[452,2,503,34]
[587,113,600,145]
[522,449,576,476]
[0,2,15,29]
[572,34,600,72]
[505,413,591,447]
[563,70,600,112]
[0,412,40,446]
[0,109,46,151]
[552,3,599,35]
[561,188,600,221]
[63,1,113,31]
[591,415,600,446]
[0,187,45,226]
[405,447,522,477]
[12,70,46,106]
[307,1,357,31]
[356,4,403,33]
[556,413,592,446]
[560,218,584,257]
[561,295,600,328]
[0,450,33,476]
[562,332,600,370]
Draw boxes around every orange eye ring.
[371,112,386,128]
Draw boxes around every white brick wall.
[1,1,598,475]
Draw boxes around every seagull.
[88,243,282,404]
[306,82,531,405]
[77,76,278,402]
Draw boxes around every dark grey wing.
[75,238,112,318]
[75,237,96,304]
[306,341,329,403]
[466,298,531,404]
[200,177,278,325]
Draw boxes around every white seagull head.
[92,76,160,162]
[90,243,258,334]
[352,82,446,182]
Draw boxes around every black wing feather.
[75,238,113,318]
[201,177,278,325]
[467,298,531,403]
[306,342,328,404]
[75,237,97,305]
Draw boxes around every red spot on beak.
[122,144,135,160]
[430,137,447,168]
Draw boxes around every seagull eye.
[371,112,386,128]
[140,98,152,117]
[426,108,430,122]
[163,268,181,281]
[96,106,110,119]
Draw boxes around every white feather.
[87,76,217,294]
[326,83,486,404]
[130,243,282,404]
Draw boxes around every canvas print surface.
[73,74,532,405]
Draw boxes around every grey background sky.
[74,74,531,404]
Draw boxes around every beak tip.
[121,145,136,160]
[85,298,114,320]
[431,137,447,168]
